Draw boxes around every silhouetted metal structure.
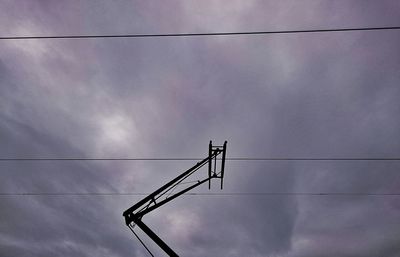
[123,141,227,256]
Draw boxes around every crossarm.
[123,141,227,257]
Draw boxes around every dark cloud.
[1,1,400,256]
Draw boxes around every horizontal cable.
[1,158,400,161]
[0,192,399,196]
[0,26,399,40]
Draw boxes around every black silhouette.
[123,141,227,256]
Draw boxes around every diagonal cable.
[128,225,155,257]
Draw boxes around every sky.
[1,0,400,256]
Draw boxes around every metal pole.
[134,219,179,257]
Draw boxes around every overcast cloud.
[1,1,400,256]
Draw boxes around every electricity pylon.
[123,141,227,256]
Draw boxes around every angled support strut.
[123,141,227,256]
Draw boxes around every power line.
[1,157,400,161]
[1,192,399,196]
[1,26,399,40]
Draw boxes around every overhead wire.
[0,26,399,40]
[1,192,400,196]
[1,157,400,161]
[1,157,399,197]
[1,158,399,196]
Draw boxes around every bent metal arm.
[123,141,227,257]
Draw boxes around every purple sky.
[1,1,400,256]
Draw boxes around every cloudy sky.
[1,1,400,256]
